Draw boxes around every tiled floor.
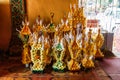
[100,58,120,80]
[0,57,110,80]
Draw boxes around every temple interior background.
[0,0,120,80]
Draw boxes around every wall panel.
[27,0,76,26]
[0,0,11,51]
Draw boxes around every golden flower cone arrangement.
[17,1,104,73]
